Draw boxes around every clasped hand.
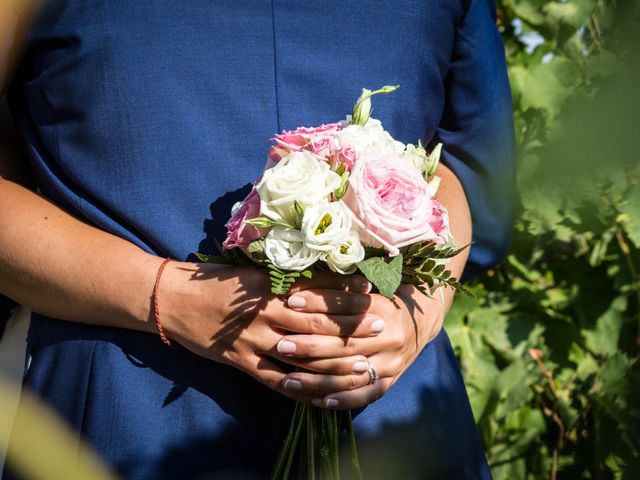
[164,264,444,411]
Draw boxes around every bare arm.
[399,161,472,345]
[0,177,164,332]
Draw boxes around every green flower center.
[315,213,333,235]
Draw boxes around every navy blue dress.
[5,1,514,478]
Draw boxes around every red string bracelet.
[152,258,173,346]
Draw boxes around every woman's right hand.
[160,261,382,403]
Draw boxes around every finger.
[240,354,320,404]
[311,379,390,410]
[240,352,288,391]
[275,334,379,359]
[281,370,371,396]
[271,310,384,338]
[291,271,372,295]
[286,289,373,315]
[276,355,371,375]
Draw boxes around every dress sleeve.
[436,0,516,278]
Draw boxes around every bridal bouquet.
[197,86,468,479]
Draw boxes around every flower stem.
[283,404,307,479]
[320,408,334,478]
[306,406,316,480]
[271,402,306,480]
[332,410,340,479]
[271,402,301,480]
[346,410,364,480]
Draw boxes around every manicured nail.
[277,339,297,354]
[287,295,306,309]
[283,379,302,391]
[324,398,340,408]
[311,399,323,407]
[371,319,385,333]
[353,361,369,373]
[363,281,372,294]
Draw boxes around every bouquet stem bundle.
[271,404,362,480]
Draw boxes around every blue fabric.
[5,0,514,478]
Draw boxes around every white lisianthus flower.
[264,227,323,271]
[403,143,428,175]
[257,151,341,225]
[333,118,405,159]
[301,202,352,252]
[325,232,365,274]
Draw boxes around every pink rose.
[222,188,264,250]
[330,145,357,171]
[273,123,342,160]
[342,149,445,256]
[268,146,290,162]
[429,199,451,244]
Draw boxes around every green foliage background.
[445,0,640,478]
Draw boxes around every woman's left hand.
[274,284,446,410]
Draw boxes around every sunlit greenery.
[446,1,640,478]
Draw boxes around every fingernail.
[311,399,323,407]
[371,319,386,333]
[283,378,302,391]
[363,281,372,294]
[324,398,340,408]
[353,361,369,373]
[287,295,306,309]
[277,340,297,354]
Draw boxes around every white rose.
[300,202,352,252]
[333,118,405,158]
[325,232,365,274]
[264,227,323,271]
[257,151,341,224]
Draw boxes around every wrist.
[127,254,168,334]
[152,261,232,349]
[149,260,200,343]
[397,284,448,349]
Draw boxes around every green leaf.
[544,0,596,29]
[193,251,238,265]
[265,260,303,295]
[510,0,548,27]
[247,239,264,254]
[583,296,627,356]
[618,187,640,248]
[356,254,403,299]
[509,57,580,119]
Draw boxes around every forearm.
[399,161,472,345]
[435,161,472,293]
[0,177,161,331]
